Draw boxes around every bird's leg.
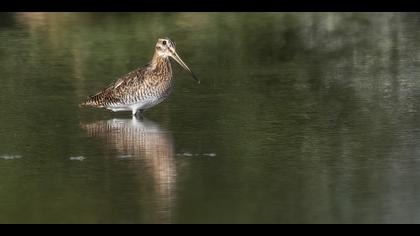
[134,109,145,120]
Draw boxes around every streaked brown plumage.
[80,38,199,118]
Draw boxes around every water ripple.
[69,156,86,161]
[0,155,22,160]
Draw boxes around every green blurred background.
[1,13,420,223]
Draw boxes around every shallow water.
[1,12,420,223]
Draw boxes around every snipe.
[80,38,199,119]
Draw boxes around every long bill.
[170,51,200,84]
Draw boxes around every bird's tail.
[79,96,100,108]
[79,100,89,108]
[79,101,88,108]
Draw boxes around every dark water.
[1,13,420,223]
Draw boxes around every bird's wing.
[81,66,147,107]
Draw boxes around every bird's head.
[155,38,200,83]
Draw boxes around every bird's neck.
[150,52,172,74]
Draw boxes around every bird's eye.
[162,40,167,45]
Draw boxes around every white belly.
[107,96,166,113]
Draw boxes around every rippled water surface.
[1,13,420,223]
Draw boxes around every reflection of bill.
[81,118,175,223]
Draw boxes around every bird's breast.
[130,78,174,110]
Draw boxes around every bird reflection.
[81,118,175,223]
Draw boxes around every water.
[1,12,420,223]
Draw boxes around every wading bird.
[80,38,199,119]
